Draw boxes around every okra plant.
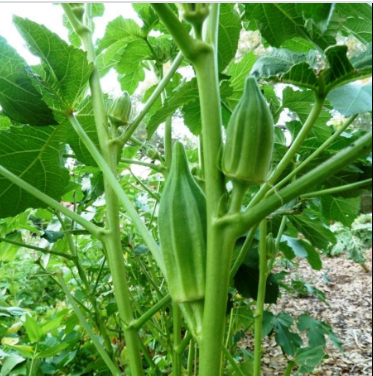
[0,3,372,376]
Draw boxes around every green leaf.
[321,196,362,227]
[297,314,327,348]
[0,126,70,219]
[132,4,159,35]
[281,38,316,53]
[0,354,25,376]
[337,3,372,43]
[282,62,319,91]
[218,4,241,72]
[35,344,69,359]
[25,315,43,343]
[119,69,146,95]
[289,213,337,249]
[0,37,56,126]
[351,43,372,70]
[273,313,303,356]
[14,16,93,110]
[65,96,100,167]
[98,16,143,53]
[244,4,308,48]
[147,79,199,138]
[117,39,153,75]
[251,49,317,79]
[281,236,322,270]
[323,45,372,93]
[235,243,280,304]
[282,88,331,127]
[328,83,372,117]
[226,53,257,107]
[297,4,336,33]
[0,233,23,262]
[294,346,326,374]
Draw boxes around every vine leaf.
[0,126,70,219]
[0,37,56,126]
[13,16,93,111]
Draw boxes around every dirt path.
[243,250,372,375]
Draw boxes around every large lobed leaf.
[0,126,70,219]
[13,16,93,111]
[0,37,56,126]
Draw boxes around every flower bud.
[108,92,132,127]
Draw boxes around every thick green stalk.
[254,220,268,376]
[63,10,145,373]
[0,166,102,238]
[199,227,237,376]
[58,273,122,376]
[301,178,372,199]
[173,303,182,376]
[151,4,198,61]
[67,114,165,276]
[273,115,358,193]
[224,131,373,236]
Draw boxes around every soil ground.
[242,250,372,376]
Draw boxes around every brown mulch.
[242,250,372,376]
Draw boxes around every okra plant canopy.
[0,3,372,376]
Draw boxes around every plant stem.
[121,159,166,174]
[199,227,236,376]
[129,295,171,331]
[229,182,248,214]
[177,332,193,355]
[222,346,245,376]
[187,340,195,376]
[223,131,372,236]
[173,302,182,376]
[0,237,75,261]
[273,115,358,193]
[267,216,288,276]
[117,52,183,147]
[65,12,145,374]
[0,166,102,239]
[230,227,257,280]
[301,178,372,199]
[284,361,295,376]
[151,4,198,61]
[254,220,268,376]
[67,114,165,276]
[58,273,122,376]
